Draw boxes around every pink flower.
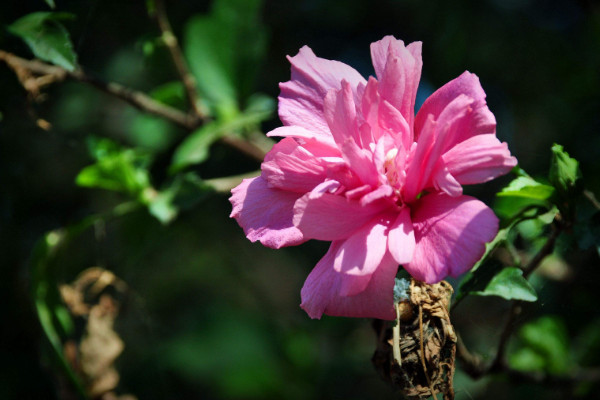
[230,36,517,320]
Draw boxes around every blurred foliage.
[510,315,572,375]
[7,11,77,70]
[1,0,600,400]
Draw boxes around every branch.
[204,170,260,193]
[456,220,569,381]
[457,336,600,386]
[152,0,206,119]
[0,50,269,162]
[0,49,199,130]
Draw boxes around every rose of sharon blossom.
[230,36,517,320]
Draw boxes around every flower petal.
[230,177,306,249]
[387,207,415,265]
[293,191,388,241]
[334,219,390,296]
[323,80,362,147]
[443,134,518,185]
[404,94,486,201]
[404,193,498,283]
[371,37,422,132]
[261,138,328,193]
[267,126,338,149]
[279,46,366,135]
[300,241,398,319]
[414,71,495,144]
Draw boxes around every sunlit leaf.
[494,175,554,220]
[497,176,555,200]
[471,267,537,302]
[510,316,571,375]
[76,138,151,197]
[45,0,56,9]
[8,12,77,71]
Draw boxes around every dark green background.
[1,0,599,399]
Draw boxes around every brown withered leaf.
[373,279,456,400]
[60,267,137,400]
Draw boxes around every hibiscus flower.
[230,36,517,320]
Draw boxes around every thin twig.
[489,302,521,371]
[583,189,600,210]
[0,50,269,162]
[0,49,199,130]
[204,170,260,193]
[522,223,560,279]
[456,220,566,380]
[152,0,206,119]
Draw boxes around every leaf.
[30,231,87,397]
[45,0,56,8]
[496,176,555,200]
[76,138,151,197]
[149,81,187,110]
[170,102,274,172]
[549,144,583,222]
[127,113,177,152]
[8,12,77,71]
[510,316,571,375]
[494,175,554,220]
[183,0,267,116]
[471,267,537,302]
[146,173,214,224]
[549,143,583,199]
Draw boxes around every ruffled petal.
[405,94,492,201]
[333,217,391,296]
[278,46,366,135]
[300,241,398,319]
[443,134,518,185]
[293,190,388,241]
[404,193,498,284]
[387,207,415,264]
[230,177,306,249]
[267,126,338,149]
[261,138,328,193]
[378,41,423,131]
[414,71,495,144]
[323,80,362,146]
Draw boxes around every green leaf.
[8,12,77,71]
[170,121,225,172]
[471,267,537,302]
[497,176,555,200]
[44,0,56,8]
[549,144,583,222]
[30,231,86,397]
[549,144,583,199]
[494,175,554,220]
[510,316,571,375]
[170,102,274,172]
[146,173,214,224]
[183,0,267,115]
[149,81,187,110]
[127,113,177,152]
[76,138,151,197]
